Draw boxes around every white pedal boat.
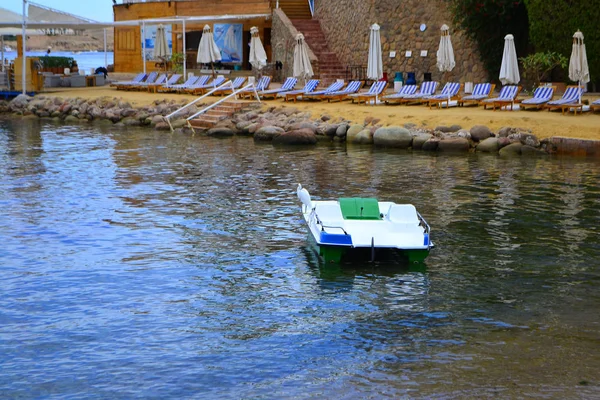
[297,184,433,263]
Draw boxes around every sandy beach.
[40,84,600,141]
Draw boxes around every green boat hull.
[318,245,430,264]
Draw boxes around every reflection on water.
[0,117,599,398]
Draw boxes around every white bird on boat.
[297,183,312,213]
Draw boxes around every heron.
[297,183,312,213]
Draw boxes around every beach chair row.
[110,73,258,95]
[110,73,600,114]
[254,77,600,115]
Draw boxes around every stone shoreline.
[1,94,599,157]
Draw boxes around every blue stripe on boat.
[320,232,353,246]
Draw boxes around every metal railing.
[308,0,315,16]
[164,79,235,131]
[164,80,261,133]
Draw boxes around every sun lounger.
[211,76,247,96]
[258,77,298,99]
[320,81,364,102]
[426,82,463,109]
[111,72,146,88]
[160,75,199,93]
[350,80,389,104]
[187,76,227,95]
[395,81,440,105]
[545,86,585,114]
[519,86,556,110]
[148,74,181,93]
[125,72,161,90]
[117,72,158,90]
[481,85,521,110]
[301,81,345,100]
[283,79,321,102]
[457,83,495,106]
[381,84,418,103]
[591,98,600,113]
[180,75,210,93]
[238,76,272,99]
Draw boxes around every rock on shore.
[1,94,595,156]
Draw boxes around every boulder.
[412,134,433,150]
[421,138,440,151]
[373,126,413,148]
[10,94,32,110]
[272,128,317,145]
[435,124,462,133]
[170,119,188,129]
[207,127,235,137]
[154,121,170,131]
[470,125,494,142]
[64,115,80,123]
[438,138,470,152]
[254,126,284,141]
[150,115,165,127]
[347,128,373,144]
[476,137,500,153]
[520,145,547,156]
[519,133,540,148]
[121,117,141,126]
[499,142,523,156]
[335,124,348,137]
[346,124,367,142]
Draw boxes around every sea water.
[1,118,599,398]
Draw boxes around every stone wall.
[314,0,488,84]
[271,9,319,83]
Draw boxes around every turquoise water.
[2,51,114,73]
[1,118,599,398]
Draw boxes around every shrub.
[519,51,568,90]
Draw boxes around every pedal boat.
[297,185,432,263]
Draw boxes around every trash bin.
[394,72,404,83]
[424,72,432,82]
[379,72,388,82]
[406,72,416,85]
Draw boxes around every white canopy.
[249,26,267,70]
[367,23,383,80]
[499,34,520,85]
[293,33,313,81]
[568,30,590,104]
[436,24,455,73]
[197,24,221,64]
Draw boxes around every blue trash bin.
[406,72,416,85]
[394,72,404,83]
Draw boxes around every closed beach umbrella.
[197,25,221,76]
[436,24,455,73]
[293,33,313,82]
[436,24,456,103]
[249,26,267,70]
[568,30,590,104]
[367,23,383,81]
[153,24,170,62]
[499,34,520,85]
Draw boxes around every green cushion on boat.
[338,197,382,220]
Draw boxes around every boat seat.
[339,197,382,220]
[387,204,419,225]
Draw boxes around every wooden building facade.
[113,0,272,73]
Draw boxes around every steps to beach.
[188,100,256,131]
[290,19,346,85]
